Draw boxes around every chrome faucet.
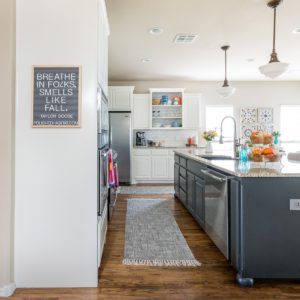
[219,116,240,158]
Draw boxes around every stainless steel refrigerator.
[109,112,131,184]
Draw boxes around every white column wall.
[0,0,16,296]
[15,0,98,287]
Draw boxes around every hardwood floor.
[11,194,300,299]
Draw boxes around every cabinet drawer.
[179,188,186,204]
[179,167,186,178]
[180,157,187,168]
[180,176,186,191]
[174,154,179,164]
[187,160,206,179]
[133,149,151,156]
[151,149,169,156]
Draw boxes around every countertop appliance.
[109,112,131,184]
[97,88,109,216]
[136,131,146,146]
[202,167,230,259]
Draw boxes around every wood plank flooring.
[11,193,300,299]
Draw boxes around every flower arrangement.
[202,130,218,141]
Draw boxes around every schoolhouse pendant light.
[216,45,236,99]
[259,0,289,79]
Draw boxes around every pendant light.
[259,0,289,79]
[216,45,236,99]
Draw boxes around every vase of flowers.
[272,131,281,145]
[202,130,218,154]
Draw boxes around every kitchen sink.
[197,155,237,160]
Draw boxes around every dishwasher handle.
[201,169,227,183]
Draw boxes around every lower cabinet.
[187,171,195,213]
[194,176,205,228]
[133,149,178,183]
[133,155,151,179]
[175,155,205,230]
[174,163,180,197]
[152,156,169,179]
[98,202,108,267]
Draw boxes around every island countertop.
[174,148,300,178]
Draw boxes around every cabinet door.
[168,155,175,179]
[194,176,205,229]
[230,179,240,270]
[151,156,169,179]
[183,93,201,129]
[133,94,150,129]
[113,89,132,111]
[97,0,109,97]
[187,171,195,213]
[133,155,151,179]
[108,87,134,111]
[174,163,180,197]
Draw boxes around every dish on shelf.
[152,99,161,105]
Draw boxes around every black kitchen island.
[174,149,300,287]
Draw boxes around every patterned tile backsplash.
[133,130,199,147]
[240,107,274,139]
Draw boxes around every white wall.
[0,0,16,297]
[110,80,300,132]
[15,0,98,287]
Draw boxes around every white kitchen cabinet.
[97,202,107,268]
[133,94,150,129]
[97,0,109,97]
[183,93,201,129]
[132,148,176,183]
[108,86,135,111]
[151,156,169,179]
[133,153,151,179]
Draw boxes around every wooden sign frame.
[31,65,82,128]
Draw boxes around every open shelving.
[149,88,185,129]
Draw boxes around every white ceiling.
[106,0,300,81]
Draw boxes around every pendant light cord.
[270,5,280,63]
[223,48,229,87]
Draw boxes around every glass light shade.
[259,62,289,79]
[216,86,236,99]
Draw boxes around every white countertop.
[174,148,300,178]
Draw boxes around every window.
[205,106,234,141]
[280,105,300,142]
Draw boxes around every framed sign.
[32,65,82,128]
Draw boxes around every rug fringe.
[122,258,201,267]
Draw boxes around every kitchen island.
[174,149,300,286]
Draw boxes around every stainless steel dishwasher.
[201,168,230,259]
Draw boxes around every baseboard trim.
[0,283,16,297]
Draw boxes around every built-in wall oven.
[97,87,110,216]
[202,168,231,259]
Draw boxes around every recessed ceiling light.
[148,27,163,35]
[292,28,300,34]
[247,58,255,62]
[141,58,152,63]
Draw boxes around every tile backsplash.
[133,129,200,147]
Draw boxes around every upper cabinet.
[108,86,135,111]
[98,0,110,97]
[150,88,185,129]
[133,94,150,129]
[146,89,201,130]
[183,93,201,129]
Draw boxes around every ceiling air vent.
[174,34,198,44]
